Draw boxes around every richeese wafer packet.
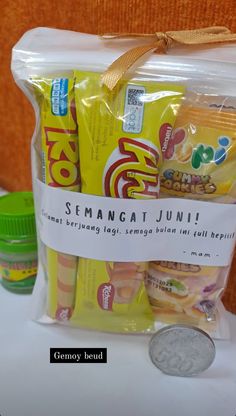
[71,70,184,332]
[31,77,79,321]
[146,93,236,328]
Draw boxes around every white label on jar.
[35,180,236,266]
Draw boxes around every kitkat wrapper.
[72,70,184,332]
[31,77,79,321]
[146,94,236,329]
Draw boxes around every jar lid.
[0,192,36,240]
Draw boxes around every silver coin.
[149,324,216,377]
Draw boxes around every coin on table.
[149,324,216,377]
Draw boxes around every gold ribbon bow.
[101,26,236,90]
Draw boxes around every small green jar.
[0,192,37,293]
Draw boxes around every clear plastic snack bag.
[11,27,236,337]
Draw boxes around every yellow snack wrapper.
[152,261,218,277]
[146,261,223,321]
[72,70,184,332]
[31,77,79,321]
[147,94,236,328]
[160,97,236,200]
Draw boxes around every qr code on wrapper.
[127,88,144,106]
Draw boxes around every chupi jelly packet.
[11,27,236,338]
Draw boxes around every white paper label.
[36,180,236,266]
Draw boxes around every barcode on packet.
[123,85,145,134]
